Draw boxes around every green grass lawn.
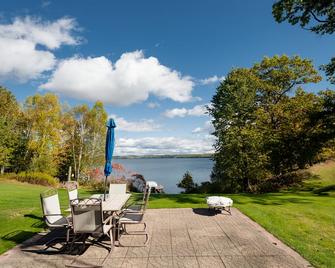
[0,161,334,267]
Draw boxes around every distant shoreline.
[114,154,213,159]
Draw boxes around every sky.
[0,0,334,156]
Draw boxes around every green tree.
[209,69,268,192]
[252,55,321,175]
[209,55,332,192]
[177,171,197,193]
[0,87,20,173]
[272,0,335,82]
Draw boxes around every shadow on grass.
[149,192,316,207]
[232,193,313,206]
[1,230,37,246]
[24,214,45,228]
[313,184,335,195]
[150,194,206,204]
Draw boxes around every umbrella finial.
[107,118,116,128]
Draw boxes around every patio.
[0,208,311,268]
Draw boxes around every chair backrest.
[142,185,152,211]
[70,198,103,234]
[68,188,78,201]
[109,183,127,195]
[40,189,62,225]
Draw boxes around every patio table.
[90,193,131,212]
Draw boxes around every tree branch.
[309,10,328,23]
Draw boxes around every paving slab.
[0,208,312,267]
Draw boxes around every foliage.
[5,172,59,187]
[60,101,107,181]
[0,87,20,173]
[272,0,335,83]
[20,94,62,175]
[177,171,198,193]
[0,88,110,183]
[209,55,334,192]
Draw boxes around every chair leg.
[117,223,149,247]
[66,233,112,268]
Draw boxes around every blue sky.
[0,0,334,155]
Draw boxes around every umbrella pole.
[104,176,108,201]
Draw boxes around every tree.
[61,101,108,181]
[177,171,198,193]
[86,101,108,170]
[22,93,63,175]
[272,0,335,82]
[252,55,321,175]
[0,87,20,173]
[209,55,333,192]
[209,68,269,192]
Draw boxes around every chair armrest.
[103,215,113,224]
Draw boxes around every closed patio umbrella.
[103,118,116,201]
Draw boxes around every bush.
[7,172,59,187]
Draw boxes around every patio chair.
[116,211,149,247]
[124,185,151,213]
[66,182,78,212]
[66,198,113,268]
[40,189,72,245]
[109,183,127,195]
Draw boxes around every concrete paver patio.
[0,208,312,267]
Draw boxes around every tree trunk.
[0,165,4,174]
[242,177,250,192]
[67,165,72,182]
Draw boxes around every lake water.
[116,158,214,193]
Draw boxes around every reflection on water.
[115,158,213,193]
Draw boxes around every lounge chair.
[66,198,113,268]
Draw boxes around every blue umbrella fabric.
[103,118,116,201]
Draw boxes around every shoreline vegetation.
[114,153,213,159]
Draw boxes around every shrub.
[9,172,59,187]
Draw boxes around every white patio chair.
[66,198,113,268]
[124,185,151,213]
[66,182,78,212]
[109,183,127,195]
[40,189,72,244]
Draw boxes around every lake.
[115,158,214,193]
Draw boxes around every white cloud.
[147,102,160,109]
[0,16,78,81]
[115,136,215,156]
[0,16,78,49]
[111,115,160,132]
[41,50,194,106]
[199,75,225,85]
[0,38,56,81]
[192,120,214,134]
[163,104,208,118]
